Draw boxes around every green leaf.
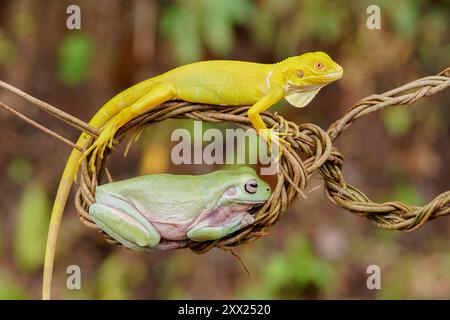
[58,32,91,86]
[14,182,50,273]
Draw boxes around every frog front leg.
[187,211,255,242]
[89,194,161,250]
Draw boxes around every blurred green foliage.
[382,108,413,137]
[386,180,425,206]
[380,252,450,299]
[161,0,252,63]
[9,9,33,38]
[241,236,335,299]
[386,0,421,40]
[96,253,147,299]
[0,32,16,65]
[58,32,91,86]
[158,0,449,68]
[7,156,32,184]
[14,182,50,272]
[0,273,27,299]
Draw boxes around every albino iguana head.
[274,51,343,108]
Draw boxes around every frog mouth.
[235,199,267,205]
[234,200,268,215]
[237,201,267,217]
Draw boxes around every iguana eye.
[245,179,258,194]
[296,69,304,78]
[315,61,324,70]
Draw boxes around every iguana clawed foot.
[79,118,125,172]
[258,127,292,161]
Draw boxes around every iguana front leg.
[82,83,176,171]
[247,86,291,155]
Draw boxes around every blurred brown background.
[0,0,449,299]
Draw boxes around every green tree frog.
[89,167,271,251]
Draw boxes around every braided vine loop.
[75,103,333,253]
[321,67,450,230]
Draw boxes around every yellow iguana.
[43,51,343,299]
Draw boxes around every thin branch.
[0,80,99,137]
[0,101,82,151]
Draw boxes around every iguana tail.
[42,77,161,299]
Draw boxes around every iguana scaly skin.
[43,51,343,299]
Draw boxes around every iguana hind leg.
[81,83,176,171]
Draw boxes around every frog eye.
[245,179,258,194]
[315,61,324,70]
[296,69,304,78]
